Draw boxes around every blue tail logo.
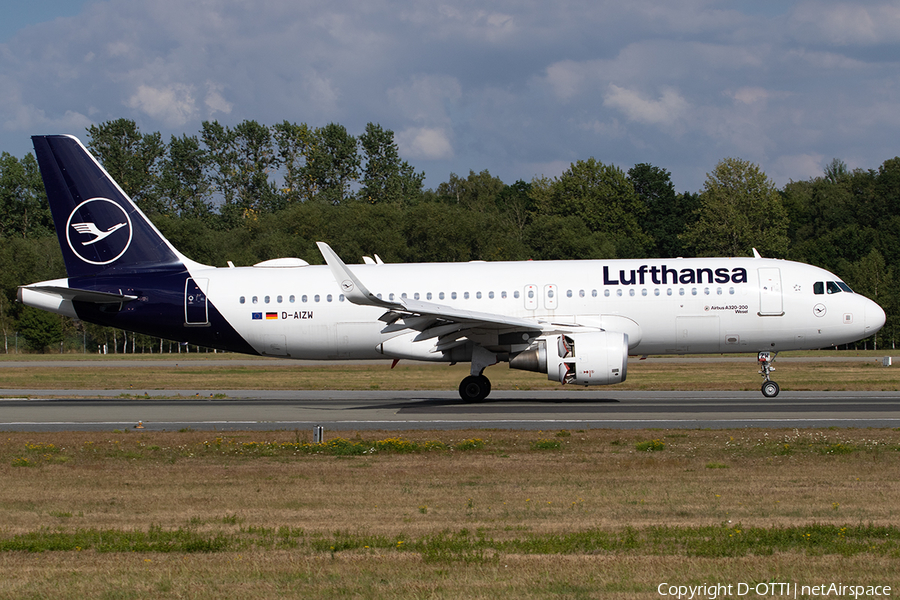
[66,198,133,264]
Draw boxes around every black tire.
[761,380,780,398]
[459,375,491,402]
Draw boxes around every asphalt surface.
[1,389,899,432]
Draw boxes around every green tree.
[86,119,165,213]
[681,157,788,258]
[272,121,316,205]
[306,123,360,205]
[0,152,52,238]
[157,134,212,220]
[539,158,650,258]
[436,170,504,213]
[358,123,424,205]
[628,163,696,258]
[200,120,281,225]
[18,306,63,353]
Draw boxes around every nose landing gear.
[758,351,780,397]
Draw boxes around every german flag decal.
[266,312,278,320]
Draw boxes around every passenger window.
[604,289,610,297]
[579,290,585,298]
[641,289,648,296]
[239,296,245,304]
[813,282,825,295]
[264,296,270,304]
[314,295,320,303]
[654,289,660,296]
[301,295,308,303]
[592,290,597,297]
[439,292,445,300]
[616,289,623,297]
[252,296,258,304]
[501,291,507,299]
[514,291,520,299]
[414,292,420,300]
[426,292,432,300]
[277,295,283,303]
[451,292,457,300]
[289,295,295,303]
[489,291,495,299]
[476,292,482,299]
[629,289,635,297]
[566,290,573,298]
[464,292,470,299]
[327,294,332,302]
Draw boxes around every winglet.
[317,242,394,308]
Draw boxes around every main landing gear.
[758,351,780,397]
[459,375,492,402]
[459,346,497,402]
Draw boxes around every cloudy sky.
[2,0,899,193]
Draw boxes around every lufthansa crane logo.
[66,198,133,265]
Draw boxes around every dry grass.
[0,355,897,392]
[1,428,900,598]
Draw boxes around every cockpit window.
[814,281,854,295]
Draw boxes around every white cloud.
[1,0,900,194]
[730,87,771,105]
[396,127,454,160]
[126,84,196,127]
[204,82,232,116]
[792,2,900,45]
[771,153,825,185]
[603,85,688,127]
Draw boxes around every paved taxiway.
[1,390,899,431]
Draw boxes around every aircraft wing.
[317,242,549,350]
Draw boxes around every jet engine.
[509,331,628,385]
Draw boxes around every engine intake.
[509,331,628,386]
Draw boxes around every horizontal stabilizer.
[18,284,138,304]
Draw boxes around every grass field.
[0,351,897,394]
[1,427,900,599]
[1,353,898,598]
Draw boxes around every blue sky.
[2,0,900,193]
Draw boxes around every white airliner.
[19,135,886,400]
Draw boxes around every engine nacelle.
[509,331,628,386]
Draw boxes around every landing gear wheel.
[761,380,780,398]
[459,375,491,402]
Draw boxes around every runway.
[1,389,900,431]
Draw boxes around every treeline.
[0,119,897,352]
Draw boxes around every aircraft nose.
[865,298,886,335]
